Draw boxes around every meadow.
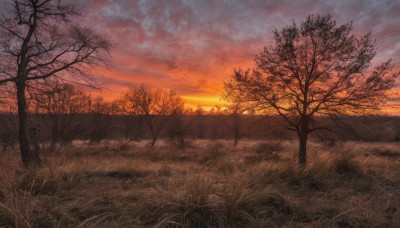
[0,139,399,227]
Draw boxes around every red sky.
[80,0,400,112]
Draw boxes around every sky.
[3,0,397,111]
[79,0,400,111]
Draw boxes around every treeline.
[1,81,400,153]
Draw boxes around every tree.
[168,105,188,150]
[0,0,111,167]
[224,14,399,166]
[119,95,145,142]
[124,84,185,146]
[195,105,205,139]
[227,103,242,146]
[0,88,17,152]
[32,80,91,152]
[88,96,113,144]
[0,109,18,153]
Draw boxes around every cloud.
[81,0,399,111]
[2,0,398,110]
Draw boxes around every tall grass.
[0,139,399,226]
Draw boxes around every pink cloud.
[76,0,400,111]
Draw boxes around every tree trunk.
[298,117,309,167]
[232,114,240,147]
[298,132,307,167]
[16,82,41,168]
[234,133,238,147]
[151,135,157,147]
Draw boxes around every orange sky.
[81,0,400,113]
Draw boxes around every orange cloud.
[80,0,399,114]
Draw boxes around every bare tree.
[32,80,90,152]
[224,14,399,166]
[119,95,145,142]
[0,87,17,151]
[124,84,185,146]
[88,96,114,144]
[168,105,188,150]
[227,103,242,146]
[0,108,18,153]
[195,105,205,139]
[209,105,223,115]
[0,0,111,167]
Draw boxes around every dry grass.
[0,139,399,227]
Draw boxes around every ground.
[0,139,399,227]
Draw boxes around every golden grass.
[0,139,399,227]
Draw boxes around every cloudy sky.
[80,0,400,110]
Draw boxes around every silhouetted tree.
[0,0,111,167]
[124,84,185,146]
[88,96,114,143]
[120,93,146,141]
[227,103,243,146]
[32,80,90,152]
[168,105,188,150]
[224,14,399,166]
[209,105,223,115]
[195,105,205,139]
[0,109,18,153]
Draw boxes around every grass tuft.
[334,153,361,176]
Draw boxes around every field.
[0,139,399,227]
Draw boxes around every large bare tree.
[224,15,399,166]
[0,0,111,167]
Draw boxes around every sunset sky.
[80,0,400,111]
